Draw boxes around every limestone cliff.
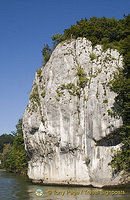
[23,38,123,187]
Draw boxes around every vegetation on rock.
[76,65,88,88]
[42,44,52,65]
[90,53,97,61]
[29,85,40,106]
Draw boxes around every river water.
[0,169,129,200]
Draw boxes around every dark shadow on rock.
[95,127,122,146]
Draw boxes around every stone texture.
[23,38,123,187]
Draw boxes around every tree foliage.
[0,134,14,153]
[11,118,23,136]
[51,33,65,48]
[51,15,129,50]
[1,119,28,174]
[76,65,88,88]
[41,44,52,65]
[108,16,130,173]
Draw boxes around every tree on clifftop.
[42,44,52,65]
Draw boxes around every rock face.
[23,38,123,187]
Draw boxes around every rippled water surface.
[0,169,129,200]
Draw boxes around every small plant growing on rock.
[103,99,108,103]
[55,96,60,101]
[90,53,97,60]
[60,83,81,97]
[41,92,45,98]
[76,65,88,88]
[30,85,40,106]
[66,83,75,90]
[36,68,42,76]
[36,68,42,82]
[107,109,115,116]
[56,88,64,97]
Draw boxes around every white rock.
[23,38,123,187]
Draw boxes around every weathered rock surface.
[23,38,123,187]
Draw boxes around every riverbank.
[31,179,130,189]
[0,167,27,176]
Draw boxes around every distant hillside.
[0,134,14,153]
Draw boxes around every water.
[0,169,129,200]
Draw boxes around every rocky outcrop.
[23,38,123,187]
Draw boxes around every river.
[0,169,129,200]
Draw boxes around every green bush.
[76,66,88,88]
[41,92,45,98]
[90,53,97,60]
[1,119,28,174]
[0,134,14,153]
[29,85,40,106]
[36,68,42,77]
[107,109,115,116]
[42,44,52,64]
[60,83,81,97]
[103,99,108,103]
[36,68,42,82]
[56,88,64,97]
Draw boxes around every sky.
[0,0,129,135]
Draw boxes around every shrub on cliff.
[42,44,52,65]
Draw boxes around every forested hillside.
[0,134,14,153]
[0,119,28,174]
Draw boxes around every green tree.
[1,143,12,169]
[1,119,28,174]
[41,44,52,64]
[11,118,23,136]
[51,33,65,48]
[108,15,130,173]
[0,134,14,153]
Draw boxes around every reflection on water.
[0,169,129,200]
